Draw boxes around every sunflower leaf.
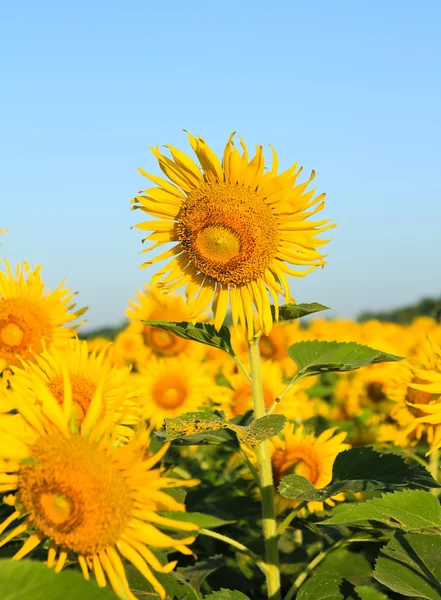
[204,591,251,600]
[278,447,440,501]
[143,320,236,356]
[296,572,362,600]
[287,340,402,377]
[320,490,441,532]
[0,559,116,599]
[178,555,226,592]
[160,512,235,530]
[271,302,329,322]
[164,412,286,447]
[374,533,441,599]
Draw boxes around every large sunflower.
[132,133,334,339]
[0,383,198,599]
[0,260,86,371]
[0,339,139,433]
[270,424,349,513]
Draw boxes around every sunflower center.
[142,308,189,357]
[366,382,387,404]
[260,336,278,360]
[232,385,273,416]
[273,449,320,486]
[0,299,52,365]
[152,378,188,409]
[196,226,241,264]
[178,182,279,286]
[19,434,132,555]
[48,375,98,423]
[0,322,24,347]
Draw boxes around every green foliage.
[178,556,226,594]
[278,447,439,501]
[203,591,251,599]
[160,512,235,530]
[287,340,402,377]
[143,320,236,356]
[359,296,441,324]
[374,533,441,598]
[321,490,441,532]
[164,412,286,446]
[0,559,116,599]
[296,572,361,600]
[271,302,329,322]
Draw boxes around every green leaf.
[287,340,402,377]
[278,447,439,502]
[321,490,441,532]
[315,549,372,578]
[143,320,235,356]
[0,559,116,599]
[237,414,287,445]
[164,412,286,446]
[354,586,389,600]
[297,572,361,600]
[271,302,329,322]
[374,533,441,599]
[178,556,226,593]
[204,591,251,600]
[160,512,235,530]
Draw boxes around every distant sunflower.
[270,424,349,513]
[0,386,198,599]
[134,356,223,429]
[1,339,139,434]
[0,260,86,370]
[132,133,334,339]
[126,286,203,364]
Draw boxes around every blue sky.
[1,0,440,330]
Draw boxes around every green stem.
[199,528,267,575]
[240,448,262,489]
[234,355,252,382]
[429,449,440,496]
[276,503,307,538]
[266,373,303,416]
[249,337,281,600]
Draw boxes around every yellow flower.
[134,356,223,429]
[126,286,203,364]
[1,339,139,434]
[132,133,334,339]
[0,260,86,370]
[270,424,349,513]
[0,385,198,599]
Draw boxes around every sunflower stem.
[267,373,304,416]
[429,449,441,496]
[248,337,282,600]
[199,528,267,575]
[234,355,252,383]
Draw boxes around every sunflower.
[0,260,86,371]
[126,286,203,364]
[134,356,223,429]
[132,132,334,339]
[0,378,199,599]
[0,339,139,434]
[270,424,349,513]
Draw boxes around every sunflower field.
[1,136,441,600]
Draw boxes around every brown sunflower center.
[177,182,279,286]
[406,377,434,417]
[259,335,280,360]
[272,449,320,487]
[0,299,52,366]
[19,434,132,555]
[152,377,188,409]
[48,375,98,423]
[366,381,387,404]
[142,308,189,357]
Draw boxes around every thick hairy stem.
[249,337,281,600]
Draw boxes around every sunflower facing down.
[270,424,349,513]
[132,133,334,339]
[0,260,86,371]
[0,382,198,599]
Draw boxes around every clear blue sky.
[1,0,440,330]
